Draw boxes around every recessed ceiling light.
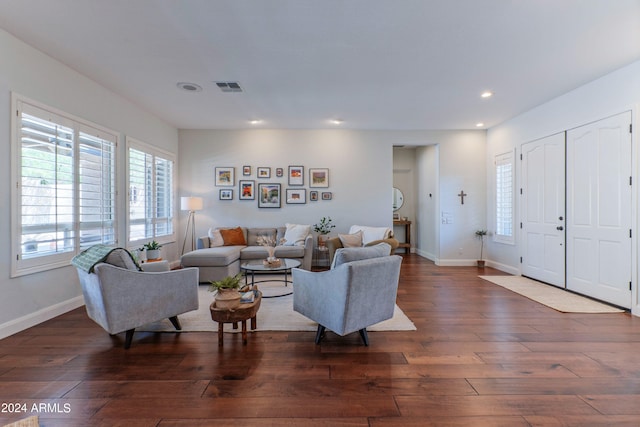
[476,122,485,127]
[481,91,493,98]
[330,119,344,125]
[176,82,202,92]
[249,119,262,125]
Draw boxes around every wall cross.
[458,190,467,205]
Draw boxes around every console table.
[393,220,411,251]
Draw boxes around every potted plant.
[313,216,336,248]
[209,273,244,310]
[139,240,162,261]
[475,229,487,267]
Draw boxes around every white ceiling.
[1,0,639,130]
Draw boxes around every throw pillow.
[348,225,392,245]
[220,227,247,246]
[331,242,391,269]
[105,248,140,271]
[338,230,363,248]
[207,228,224,247]
[283,223,311,246]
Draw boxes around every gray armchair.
[76,256,199,349]
[292,245,402,345]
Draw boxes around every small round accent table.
[240,258,301,297]
[209,291,262,346]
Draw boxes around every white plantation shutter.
[78,128,117,249]
[128,147,153,241]
[19,109,75,259]
[495,151,514,243]
[13,98,118,276]
[127,139,175,244]
[154,156,174,237]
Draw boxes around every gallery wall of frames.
[214,165,332,208]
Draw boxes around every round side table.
[209,290,262,346]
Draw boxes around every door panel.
[566,112,632,308]
[521,133,566,287]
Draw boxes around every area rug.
[479,275,624,313]
[139,282,416,333]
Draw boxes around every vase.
[318,235,328,248]
[146,249,161,260]
[215,288,241,310]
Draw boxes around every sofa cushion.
[181,246,243,267]
[247,228,277,246]
[240,245,270,260]
[207,228,224,247]
[220,227,247,246]
[331,242,391,269]
[274,245,306,258]
[348,225,392,245]
[338,230,363,248]
[283,223,311,246]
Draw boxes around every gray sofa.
[180,226,313,283]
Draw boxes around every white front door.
[566,112,632,308]
[521,133,566,287]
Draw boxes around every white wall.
[0,29,179,338]
[486,59,640,311]
[416,144,438,260]
[178,129,394,236]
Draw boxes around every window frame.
[126,137,176,248]
[11,93,118,277]
[494,149,515,245]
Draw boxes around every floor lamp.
[181,196,203,255]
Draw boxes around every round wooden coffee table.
[209,290,262,346]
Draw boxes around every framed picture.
[286,188,306,204]
[258,183,281,208]
[215,167,235,186]
[309,190,318,201]
[288,165,304,186]
[276,168,284,177]
[243,165,251,176]
[239,180,255,200]
[257,167,271,178]
[322,192,332,200]
[219,189,233,200]
[309,168,329,188]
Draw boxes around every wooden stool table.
[209,291,262,346]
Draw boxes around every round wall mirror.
[392,187,404,211]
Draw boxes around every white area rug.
[139,282,416,333]
[479,275,625,313]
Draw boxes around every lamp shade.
[181,196,203,211]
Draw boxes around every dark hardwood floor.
[2,254,640,426]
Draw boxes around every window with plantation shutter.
[495,150,515,244]
[127,138,175,245]
[12,96,117,277]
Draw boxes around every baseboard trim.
[0,296,84,340]
[485,260,519,275]
[414,248,435,261]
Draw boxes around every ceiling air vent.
[215,81,243,92]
